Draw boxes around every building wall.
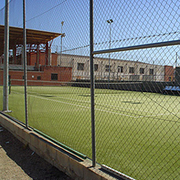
[174,67,180,85]
[0,66,72,86]
[164,65,174,82]
[27,52,58,67]
[59,54,165,82]
[51,53,58,66]
[0,53,171,86]
[28,52,46,67]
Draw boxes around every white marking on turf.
[12,90,176,119]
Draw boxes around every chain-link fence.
[93,0,179,179]
[0,0,179,179]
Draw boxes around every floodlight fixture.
[107,19,113,24]
[61,33,66,38]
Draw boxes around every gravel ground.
[0,125,72,180]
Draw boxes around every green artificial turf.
[0,85,179,180]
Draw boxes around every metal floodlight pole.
[23,0,28,128]
[60,21,64,66]
[3,0,9,112]
[90,0,96,167]
[107,19,113,88]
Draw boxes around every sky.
[0,0,179,66]
[0,1,5,10]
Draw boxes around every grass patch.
[0,85,179,180]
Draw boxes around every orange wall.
[28,52,46,66]
[27,52,58,66]
[51,53,58,66]
[164,66,174,82]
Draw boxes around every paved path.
[0,125,72,180]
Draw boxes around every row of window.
[77,63,98,71]
[77,63,154,75]
[22,74,58,80]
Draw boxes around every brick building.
[0,66,72,86]
[0,25,72,86]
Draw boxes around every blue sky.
[0,0,179,65]
[0,1,5,10]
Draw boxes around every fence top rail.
[93,40,180,55]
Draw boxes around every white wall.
[59,54,165,81]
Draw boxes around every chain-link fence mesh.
[0,0,179,179]
[93,0,179,179]
[0,0,92,156]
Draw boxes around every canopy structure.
[0,25,61,56]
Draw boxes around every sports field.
[0,85,179,179]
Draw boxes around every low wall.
[72,80,175,93]
[0,113,133,180]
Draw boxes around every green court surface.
[0,86,179,180]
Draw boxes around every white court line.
[13,90,90,104]
[13,91,140,118]
[41,92,152,113]
[12,90,175,119]
[20,90,173,114]
[55,96,178,117]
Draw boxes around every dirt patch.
[0,125,72,180]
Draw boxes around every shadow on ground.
[0,125,72,180]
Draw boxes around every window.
[149,69,154,75]
[140,68,144,74]
[51,73,58,80]
[105,65,111,72]
[94,64,98,71]
[118,66,123,73]
[37,76,41,80]
[129,67,134,73]
[77,63,84,71]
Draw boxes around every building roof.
[0,25,61,55]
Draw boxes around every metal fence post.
[3,0,9,112]
[90,0,96,167]
[23,0,28,128]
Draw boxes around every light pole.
[60,21,65,66]
[107,19,113,87]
